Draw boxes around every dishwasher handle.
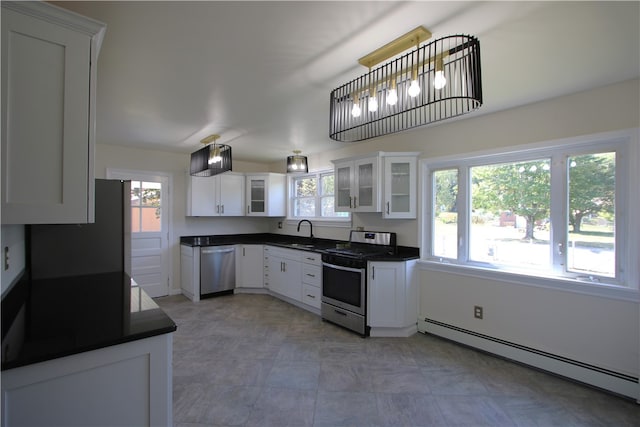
[201,247,235,255]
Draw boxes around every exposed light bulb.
[351,103,361,117]
[351,93,361,117]
[434,71,447,89]
[387,88,398,106]
[408,80,421,97]
[368,74,378,113]
[209,145,222,164]
[369,96,378,112]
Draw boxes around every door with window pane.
[108,170,170,298]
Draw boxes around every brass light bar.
[358,26,432,69]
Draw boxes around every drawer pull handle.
[334,309,348,317]
[306,274,315,277]
[306,294,315,299]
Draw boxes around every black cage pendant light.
[286,150,309,173]
[330,27,482,142]
[190,134,232,177]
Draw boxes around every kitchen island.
[1,272,176,426]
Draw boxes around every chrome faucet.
[296,219,314,239]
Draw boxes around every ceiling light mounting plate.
[201,134,220,145]
[358,26,432,69]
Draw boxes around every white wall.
[419,269,639,376]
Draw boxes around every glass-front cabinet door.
[245,173,286,217]
[354,157,379,212]
[248,177,266,215]
[334,162,353,212]
[383,155,417,218]
[333,156,381,213]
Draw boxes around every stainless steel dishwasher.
[200,246,236,298]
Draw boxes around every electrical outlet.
[277,221,283,229]
[4,246,9,271]
[474,305,483,319]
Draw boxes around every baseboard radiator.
[419,318,639,401]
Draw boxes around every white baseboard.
[418,318,639,402]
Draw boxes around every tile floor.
[156,293,639,427]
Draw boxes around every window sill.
[417,259,639,303]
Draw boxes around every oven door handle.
[323,262,364,274]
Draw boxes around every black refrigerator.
[29,179,131,279]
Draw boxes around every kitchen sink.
[288,243,315,249]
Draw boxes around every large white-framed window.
[288,170,350,222]
[421,129,639,291]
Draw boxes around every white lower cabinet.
[302,283,321,308]
[264,247,302,302]
[262,246,321,313]
[301,251,322,310]
[1,333,173,427]
[236,244,263,289]
[367,260,417,337]
[180,244,200,302]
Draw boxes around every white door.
[107,169,171,297]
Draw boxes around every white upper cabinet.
[187,173,245,216]
[332,152,420,216]
[333,155,381,213]
[1,2,105,224]
[245,173,286,217]
[382,154,419,219]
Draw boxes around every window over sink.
[288,170,349,222]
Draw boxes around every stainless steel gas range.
[321,231,397,336]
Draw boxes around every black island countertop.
[1,272,176,371]
[180,232,420,261]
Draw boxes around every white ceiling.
[52,1,640,164]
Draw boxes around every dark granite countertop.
[180,233,420,261]
[1,272,176,371]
